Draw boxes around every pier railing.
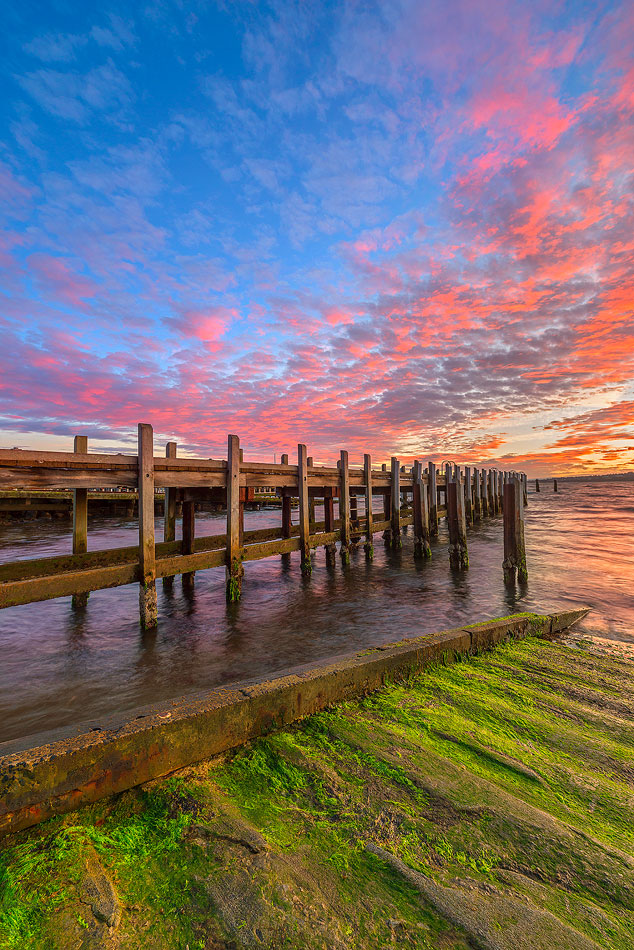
[0,424,528,626]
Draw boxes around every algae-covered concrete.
[1,636,633,949]
[0,611,584,837]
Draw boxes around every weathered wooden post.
[226,434,243,602]
[447,466,468,568]
[71,435,89,609]
[472,467,481,520]
[464,465,472,525]
[349,491,361,545]
[138,423,157,628]
[339,450,351,564]
[497,471,504,512]
[298,444,311,576]
[488,469,496,515]
[307,456,316,527]
[391,456,402,549]
[162,441,177,591]
[522,473,528,507]
[535,478,540,493]
[413,460,432,559]
[554,478,558,492]
[381,462,391,543]
[280,453,292,554]
[182,492,195,587]
[427,461,438,535]
[503,475,527,584]
[364,454,374,559]
[480,468,488,517]
[323,486,337,567]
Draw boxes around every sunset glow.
[1,1,633,475]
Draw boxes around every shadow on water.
[0,479,633,742]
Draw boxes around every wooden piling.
[428,461,438,535]
[390,456,402,549]
[298,444,311,576]
[413,460,431,559]
[323,487,337,567]
[480,468,489,517]
[349,492,360,544]
[339,450,351,563]
[535,478,540,493]
[71,436,89,609]
[554,478,558,492]
[472,466,481,520]
[447,468,468,569]
[522,473,528,507]
[162,443,177,591]
[182,496,195,586]
[226,434,243,602]
[488,469,496,515]
[381,463,391,543]
[138,423,157,628]
[364,454,373,559]
[464,465,472,525]
[503,476,527,583]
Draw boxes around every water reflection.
[0,480,632,743]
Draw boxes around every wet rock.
[80,849,121,929]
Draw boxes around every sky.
[1,0,633,476]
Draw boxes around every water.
[1,479,633,745]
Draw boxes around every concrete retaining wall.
[0,608,588,838]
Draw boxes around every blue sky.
[1,0,633,474]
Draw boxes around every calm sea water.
[1,479,632,744]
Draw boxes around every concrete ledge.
[0,608,589,838]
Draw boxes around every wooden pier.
[0,425,527,627]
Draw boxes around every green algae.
[2,638,634,949]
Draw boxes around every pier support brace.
[503,476,527,584]
[138,423,157,628]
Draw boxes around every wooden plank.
[0,564,139,609]
[156,549,225,578]
[0,449,137,468]
[71,436,89,609]
[243,537,301,561]
[137,424,157,628]
[339,450,351,563]
[226,434,243,602]
[0,468,138,490]
[364,454,373,559]
[298,444,311,575]
[391,456,402,549]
